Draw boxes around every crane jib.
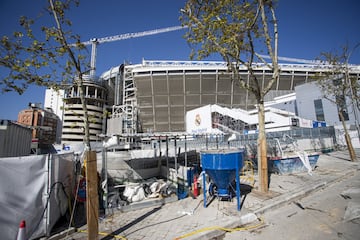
[81,25,187,46]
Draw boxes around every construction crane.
[258,54,323,65]
[76,24,344,78]
[79,25,187,78]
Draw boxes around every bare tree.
[180,0,280,192]
[316,45,359,161]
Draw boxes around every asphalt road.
[223,168,360,240]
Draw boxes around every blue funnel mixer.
[201,149,244,210]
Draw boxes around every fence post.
[45,153,52,236]
[166,136,169,179]
[206,134,208,150]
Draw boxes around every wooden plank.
[85,150,99,240]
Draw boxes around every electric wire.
[32,181,70,235]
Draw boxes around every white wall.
[295,81,356,126]
[295,81,360,147]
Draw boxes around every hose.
[78,229,128,240]
[174,216,264,239]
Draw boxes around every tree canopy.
[180,0,279,102]
[315,44,360,161]
[0,0,89,95]
[181,0,280,193]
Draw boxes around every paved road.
[223,166,360,240]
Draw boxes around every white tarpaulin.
[0,155,47,240]
[0,153,75,240]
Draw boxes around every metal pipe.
[90,39,98,79]
[185,135,187,169]
[104,148,108,216]
[202,171,207,208]
[206,134,208,150]
[174,137,177,172]
[236,156,241,211]
[166,136,169,180]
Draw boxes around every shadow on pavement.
[240,183,253,210]
[100,206,163,240]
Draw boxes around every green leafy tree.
[0,0,94,149]
[316,45,359,161]
[0,1,99,238]
[180,0,280,192]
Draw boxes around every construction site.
[1,24,360,240]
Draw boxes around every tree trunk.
[257,102,269,192]
[77,77,96,238]
[339,110,356,161]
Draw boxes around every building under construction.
[60,76,110,144]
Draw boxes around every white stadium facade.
[56,59,360,143]
[100,60,360,134]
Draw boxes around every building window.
[314,99,325,121]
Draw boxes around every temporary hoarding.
[0,153,75,239]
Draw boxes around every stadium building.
[100,60,360,135]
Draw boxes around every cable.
[174,216,264,240]
[32,181,70,234]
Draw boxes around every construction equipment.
[75,24,334,78]
[79,25,187,78]
[258,54,323,65]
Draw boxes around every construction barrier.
[16,220,26,240]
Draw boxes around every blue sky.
[1,0,360,120]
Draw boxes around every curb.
[254,168,358,216]
[254,181,327,215]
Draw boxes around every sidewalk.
[61,150,359,240]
